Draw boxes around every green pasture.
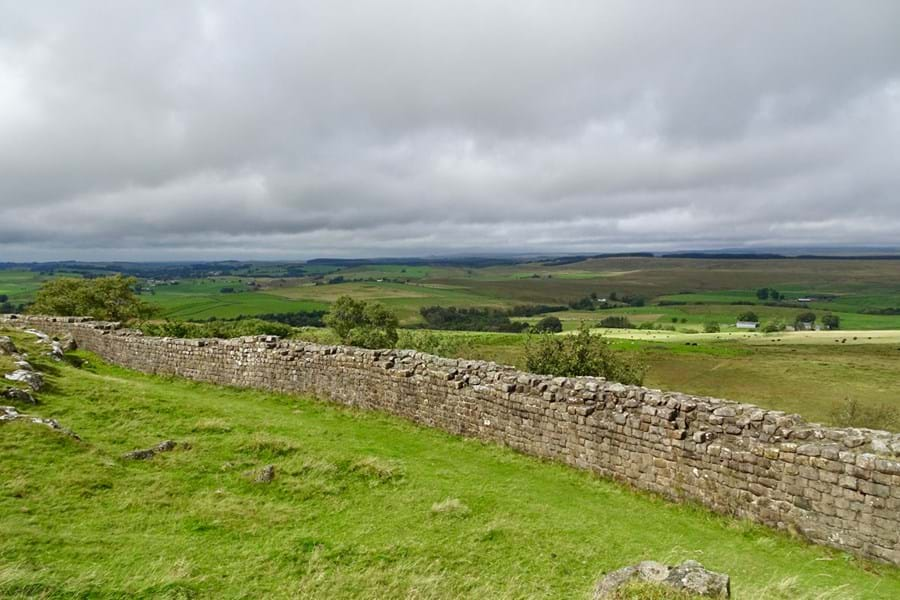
[0,270,46,303]
[146,280,328,320]
[263,280,514,323]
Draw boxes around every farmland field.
[1,328,898,599]
[2,256,900,429]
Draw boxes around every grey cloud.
[1,1,899,260]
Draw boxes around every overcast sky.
[1,1,899,260]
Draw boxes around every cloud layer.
[1,1,899,259]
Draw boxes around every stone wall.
[4,314,899,565]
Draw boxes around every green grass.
[261,280,513,323]
[0,270,48,303]
[2,328,899,598]
[145,279,328,320]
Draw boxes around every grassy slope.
[2,329,899,598]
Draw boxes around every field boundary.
[4,314,899,566]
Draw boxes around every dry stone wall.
[4,314,900,566]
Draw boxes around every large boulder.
[593,560,730,599]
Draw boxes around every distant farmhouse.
[736,320,759,329]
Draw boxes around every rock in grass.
[255,464,276,483]
[0,336,17,355]
[4,370,44,391]
[61,335,77,352]
[49,340,65,361]
[593,560,730,599]
[122,439,178,460]
[1,405,80,440]
[3,386,38,404]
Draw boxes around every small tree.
[533,316,563,333]
[524,327,646,384]
[599,315,633,329]
[325,296,398,348]
[29,275,156,322]
[794,311,816,329]
[703,321,720,333]
[821,313,840,330]
[761,318,786,333]
[737,311,759,323]
[756,288,770,300]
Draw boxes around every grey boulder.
[4,370,44,391]
[594,560,729,599]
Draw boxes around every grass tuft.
[430,497,470,517]
[349,456,404,484]
[239,432,301,457]
[192,417,232,433]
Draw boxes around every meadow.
[2,328,899,599]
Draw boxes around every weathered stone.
[255,464,276,483]
[122,439,178,460]
[3,386,37,404]
[0,336,17,355]
[593,560,729,599]
[4,370,44,391]
[1,405,80,439]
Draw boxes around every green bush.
[761,319,786,333]
[524,327,645,384]
[737,311,759,323]
[325,296,399,348]
[532,316,563,333]
[419,306,528,333]
[599,316,633,329]
[397,330,469,357]
[821,313,840,330]
[794,311,816,328]
[703,322,720,333]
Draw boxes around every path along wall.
[4,314,900,565]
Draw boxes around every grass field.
[2,328,899,598]
[146,279,329,320]
[4,257,900,329]
[0,270,49,304]
[2,257,899,428]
